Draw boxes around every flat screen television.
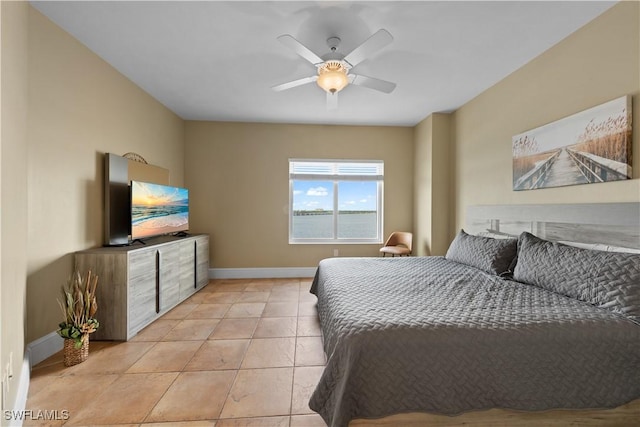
[130,180,189,240]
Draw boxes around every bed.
[308,203,640,427]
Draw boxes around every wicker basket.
[63,336,89,367]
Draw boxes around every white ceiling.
[31,1,616,127]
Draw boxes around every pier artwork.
[540,148,589,188]
[512,96,632,191]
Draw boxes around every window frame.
[288,159,384,244]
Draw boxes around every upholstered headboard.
[466,203,640,249]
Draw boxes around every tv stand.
[75,234,209,341]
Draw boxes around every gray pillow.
[513,232,640,323]
[445,229,518,275]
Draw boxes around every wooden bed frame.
[349,202,640,426]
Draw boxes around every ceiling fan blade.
[326,92,338,110]
[343,29,393,68]
[271,76,318,92]
[277,34,324,66]
[350,74,396,94]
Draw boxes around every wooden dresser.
[75,234,209,341]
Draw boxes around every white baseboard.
[25,331,62,369]
[4,354,33,427]
[5,357,31,426]
[210,267,316,279]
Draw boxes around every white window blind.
[289,160,384,181]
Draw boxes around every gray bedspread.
[309,256,640,427]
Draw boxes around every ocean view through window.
[289,160,383,244]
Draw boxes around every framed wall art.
[512,95,632,191]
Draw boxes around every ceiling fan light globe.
[317,69,349,94]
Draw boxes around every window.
[289,159,383,244]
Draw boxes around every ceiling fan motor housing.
[327,36,341,51]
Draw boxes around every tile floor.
[26,279,328,427]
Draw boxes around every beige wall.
[452,1,640,230]
[1,0,29,412]
[414,118,432,256]
[185,121,414,268]
[26,7,185,343]
[413,113,453,256]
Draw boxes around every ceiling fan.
[272,29,396,109]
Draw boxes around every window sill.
[289,239,383,245]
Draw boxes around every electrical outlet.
[333,249,339,257]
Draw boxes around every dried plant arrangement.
[57,270,100,349]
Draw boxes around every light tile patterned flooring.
[26,279,328,427]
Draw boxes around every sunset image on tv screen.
[131,181,189,239]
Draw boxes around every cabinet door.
[128,248,158,335]
[179,240,197,300]
[76,252,128,341]
[158,245,180,312]
[195,236,210,289]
